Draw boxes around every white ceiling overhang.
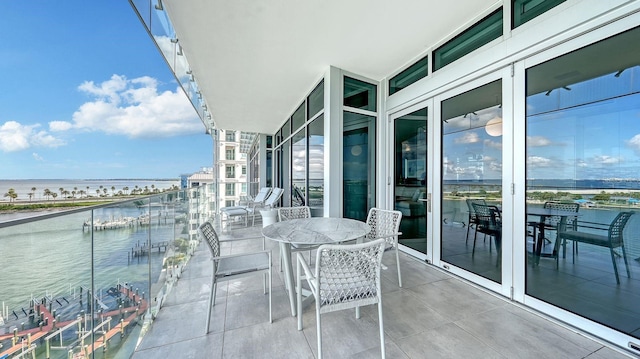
[163,0,498,134]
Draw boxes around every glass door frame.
[431,68,513,298]
[388,100,435,262]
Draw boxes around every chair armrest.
[296,252,318,293]
[574,221,608,231]
[219,236,265,243]
[212,249,271,262]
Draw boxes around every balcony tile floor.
[132,225,634,358]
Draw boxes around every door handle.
[418,193,432,212]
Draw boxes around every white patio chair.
[278,206,318,273]
[296,238,386,359]
[364,208,403,287]
[220,187,272,229]
[198,220,272,334]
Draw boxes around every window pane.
[525,27,640,340]
[433,9,503,71]
[389,56,429,95]
[344,76,377,112]
[292,128,306,206]
[441,79,502,283]
[292,103,305,133]
[308,115,324,211]
[308,80,324,119]
[282,119,291,140]
[512,0,566,29]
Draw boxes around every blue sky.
[0,2,212,179]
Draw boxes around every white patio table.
[262,217,370,316]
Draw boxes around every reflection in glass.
[292,129,306,206]
[525,27,640,339]
[308,116,324,211]
[307,80,324,119]
[344,77,377,112]
[441,80,502,283]
[344,112,376,221]
[292,103,305,134]
[394,108,428,254]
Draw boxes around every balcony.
[129,224,630,358]
[0,191,633,358]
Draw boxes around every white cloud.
[454,132,480,144]
[32,152,43,161]
[49,121,73,132]
[0,121,65,152]
[55,74,201,138]
[591,155,621,165]
[527,136,552,147]
[527,155,553,167]
[626,134,640,152]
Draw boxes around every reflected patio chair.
[471,203,501,264]
[557,211,633,284]
[198,220,272,334]
[296,238,386,359]
[465,198,486,243]
[278,206,318,273]
[365,208,403,287]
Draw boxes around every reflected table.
[262,217,371,316]
[527,208,580,265]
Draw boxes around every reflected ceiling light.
[485,117,502,137]
[351,145,362,156]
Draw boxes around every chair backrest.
[253,187,272,204]
[365,208,402,245]
[278,206,311,221]
[198,221,220,258]
[471,203,501,231]
[609,211,634,244]
[466,198,486,214]
[264,187,284,208]
[543,201,579,228]
[315,238,386,310]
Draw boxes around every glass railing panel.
[90,199,151,358]
[0,190,198,358]
[0,209,92,359]
[131,0,151,29]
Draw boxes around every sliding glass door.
[440,79,503,284]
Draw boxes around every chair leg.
[297,257,303,331]
[609,246,621,285]
[268,264,272,323]
[316,304,323,359]
[622,245,631,279]
[206,278,216,334]
[378,302,386,359]
[395,245,402,287]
